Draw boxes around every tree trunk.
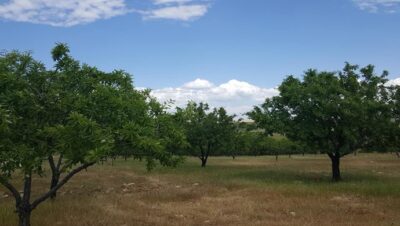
[200,144,210,167]
[201,158,207,167]
[49,174,59,199]
[329,154,341,182]
[275,155,278,161]
[0,176,31,226]
[18,209,31,226]
[18,174,32,226]
[0,163,96,226]
[48,155,63,200]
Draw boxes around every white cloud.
[386,77,400,86]
[151,78,279,116]
[0,0,211,26]
[0,0,129,27]
[183,78,214,89]
[143,2,209,21]
[353,0,400,13]
[153,0,192,5]
[150,77,400,116]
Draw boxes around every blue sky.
[1,0,400,115]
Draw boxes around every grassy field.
[1,153,399,226]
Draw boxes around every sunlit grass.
[1,153,399,226]
[119,154,396,193]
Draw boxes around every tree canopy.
[1,43,400,226]
[175,102,235,167]
[248,63,394,181]
[0,44,181,226]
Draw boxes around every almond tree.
[383,85,400,158]
[176,102,235,167]
[393,87,400,157]
[248,63,392,181]
[0,44,180,226]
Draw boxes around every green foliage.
[176,102,235,166]
[249,63,391,157]
[253,135,303,156]
[377,85,400,154]
[0,44,182,178]
[0,44,184,225]
[55,112,113,165]
[0,51,49,177]
[248,63,393,180]
[148,98,188,156]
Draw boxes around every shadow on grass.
[113,158,400,197]
[230,168,380,183]
[227,168,400,196]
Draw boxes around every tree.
[0,44,180,226]
[383,85,400,158]
[226,128,259,157]
[176,102,235,167]
[229,120,248,159]
[148,98,188,157]
[393,86,400,158]
[250,134,300,160]
[248,63,392,181]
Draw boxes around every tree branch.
[56,154,64,170]
[22,173,32,204]
[205,142,211,160]
[30,161,95,210]
[59,160,77,174]
[340,151,352,158]
[48,155,56,174]
[199,145,205,160]
[0,176,21,204]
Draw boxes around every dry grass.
[1,153,399,226]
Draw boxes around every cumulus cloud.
[150,76,400,116]
[353,0,400,13]
[150,78,279,116]
[0,0,211,26]
[386,77,400,86]
[183,78,214,89]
